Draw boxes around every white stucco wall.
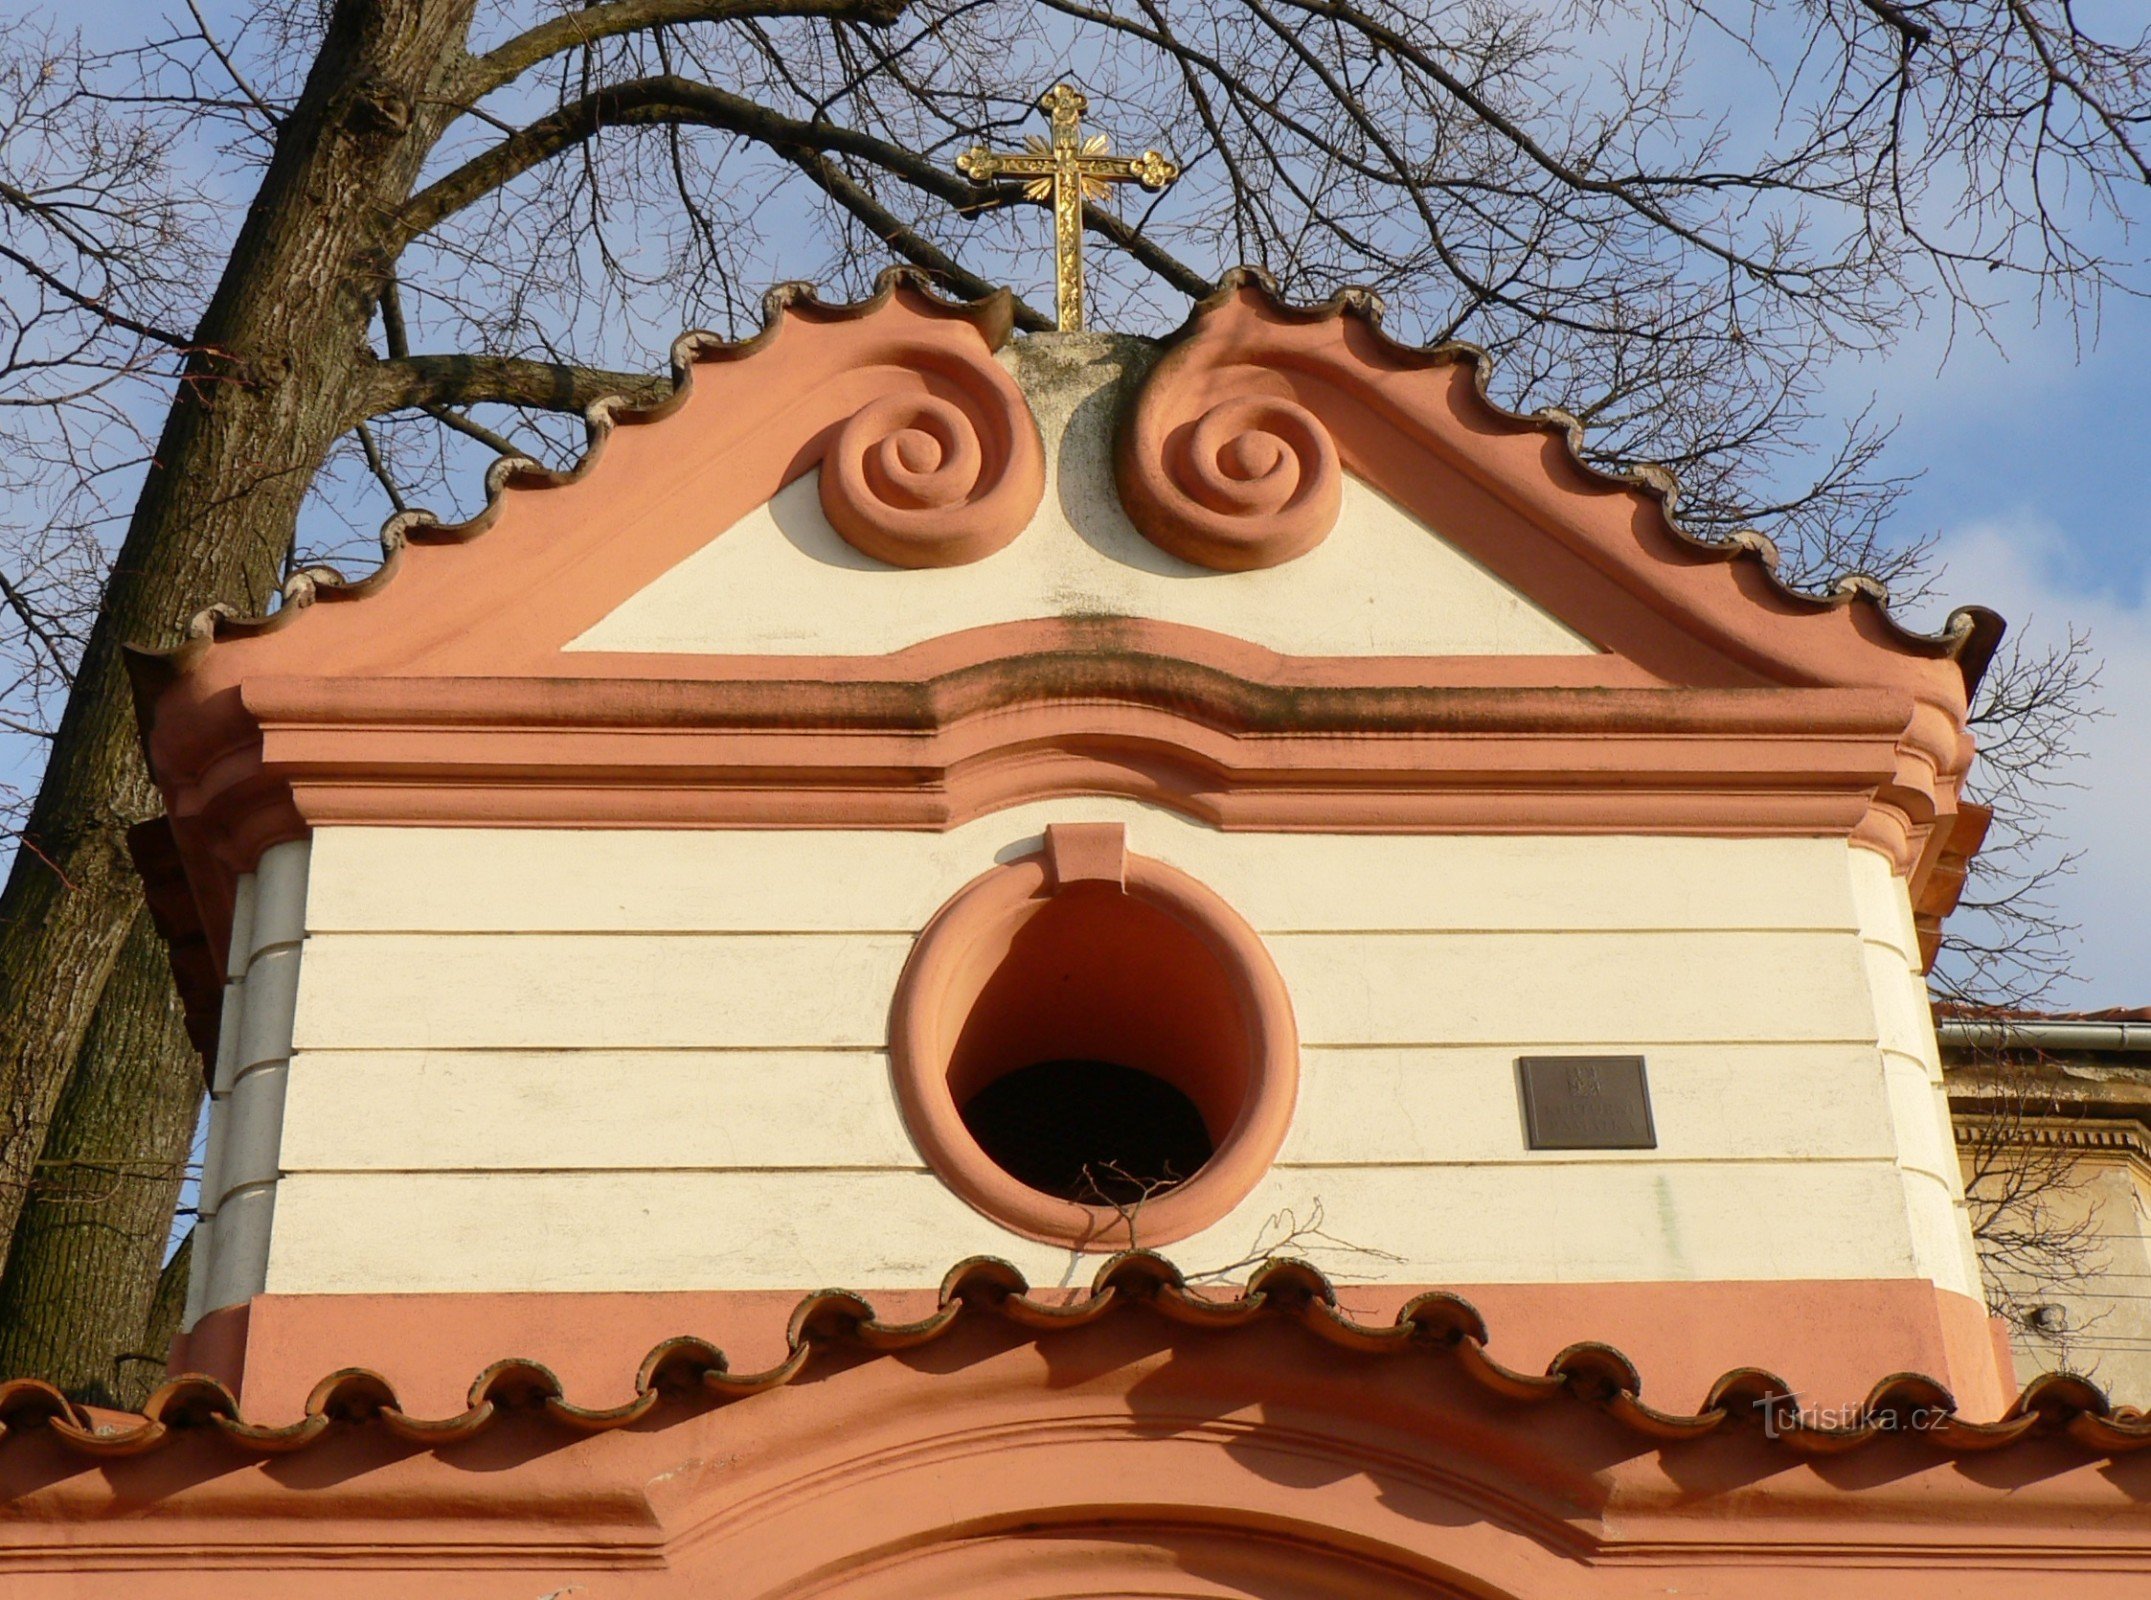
[1847,847,1986,1300]
[224,808,1986,1303]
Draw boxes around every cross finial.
[956,84,1180,332]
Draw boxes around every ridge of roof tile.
[2,1253,2142,1472]
[1937,1002,2151,1024]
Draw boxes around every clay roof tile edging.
[1150,267,2004,696]
[2,1252,2143,1474]
[124,263,2003,708]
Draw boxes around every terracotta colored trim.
[799,1522,1479,1599]
[818,384,1041,567]
[12,1287,2149,1594]
[1119,387,1343,569]
[170,1299,249,1392]
[139,616,1962,981]
[124,269,1038,702]
[1122,270,2004,694]
[1915,801,1990,969]
[27,1255,2135,1466]
[181,1274,2015,1424]
[1041,818,1127,888]
[888,841,1298,1249]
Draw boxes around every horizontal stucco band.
[134,624,1982,1009]
[176,1273,2013,1423]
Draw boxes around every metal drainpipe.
[1935,1019,2151,1053]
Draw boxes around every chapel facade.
[3,267,2146,1595]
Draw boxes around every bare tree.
[1937,625,2108,1010]
[0,0,2141,1394]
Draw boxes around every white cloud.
[1931,513,2151,1005]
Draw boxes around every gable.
[126,271,1999,695]
[127,269,2000,996]
[128,273,2001,693]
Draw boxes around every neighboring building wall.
[1997,1141,2151,1395]
[230,810,1983,1303]
[1949,1048,2151,1398]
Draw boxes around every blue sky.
[1867,293,2150,1005]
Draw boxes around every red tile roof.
[1938,1003,2151,1024]
[2,1254,2144,1468]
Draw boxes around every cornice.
[1952,1113,2151,1165]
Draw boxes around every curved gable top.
[1120,270,2003,698]
[126,267,2001,1017]
[127,267,2000,702]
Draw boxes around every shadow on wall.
[1032,333,1220,582]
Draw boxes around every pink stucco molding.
[178,1273,2013,1424]
[817,360,1043,567]
[7,1277,2134,1596]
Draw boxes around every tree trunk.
[0,908,201,1405]
[0,0,478,1289]
[134,1228,195,1408]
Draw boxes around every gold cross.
[956,84,1180,332]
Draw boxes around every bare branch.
[774,144,1052,326]
[462,0,912,102]
[351,421,406,513]
[0,568,77,686]
[179,0,283,129]
[0,235,190,350]
[359,352,671,423]
[422,404,527,458]
[1855,0,1935,52]
[397,73,1211,301]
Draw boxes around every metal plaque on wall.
[1517,1055,1656,1150]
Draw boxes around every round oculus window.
[888,824,1298,1250]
